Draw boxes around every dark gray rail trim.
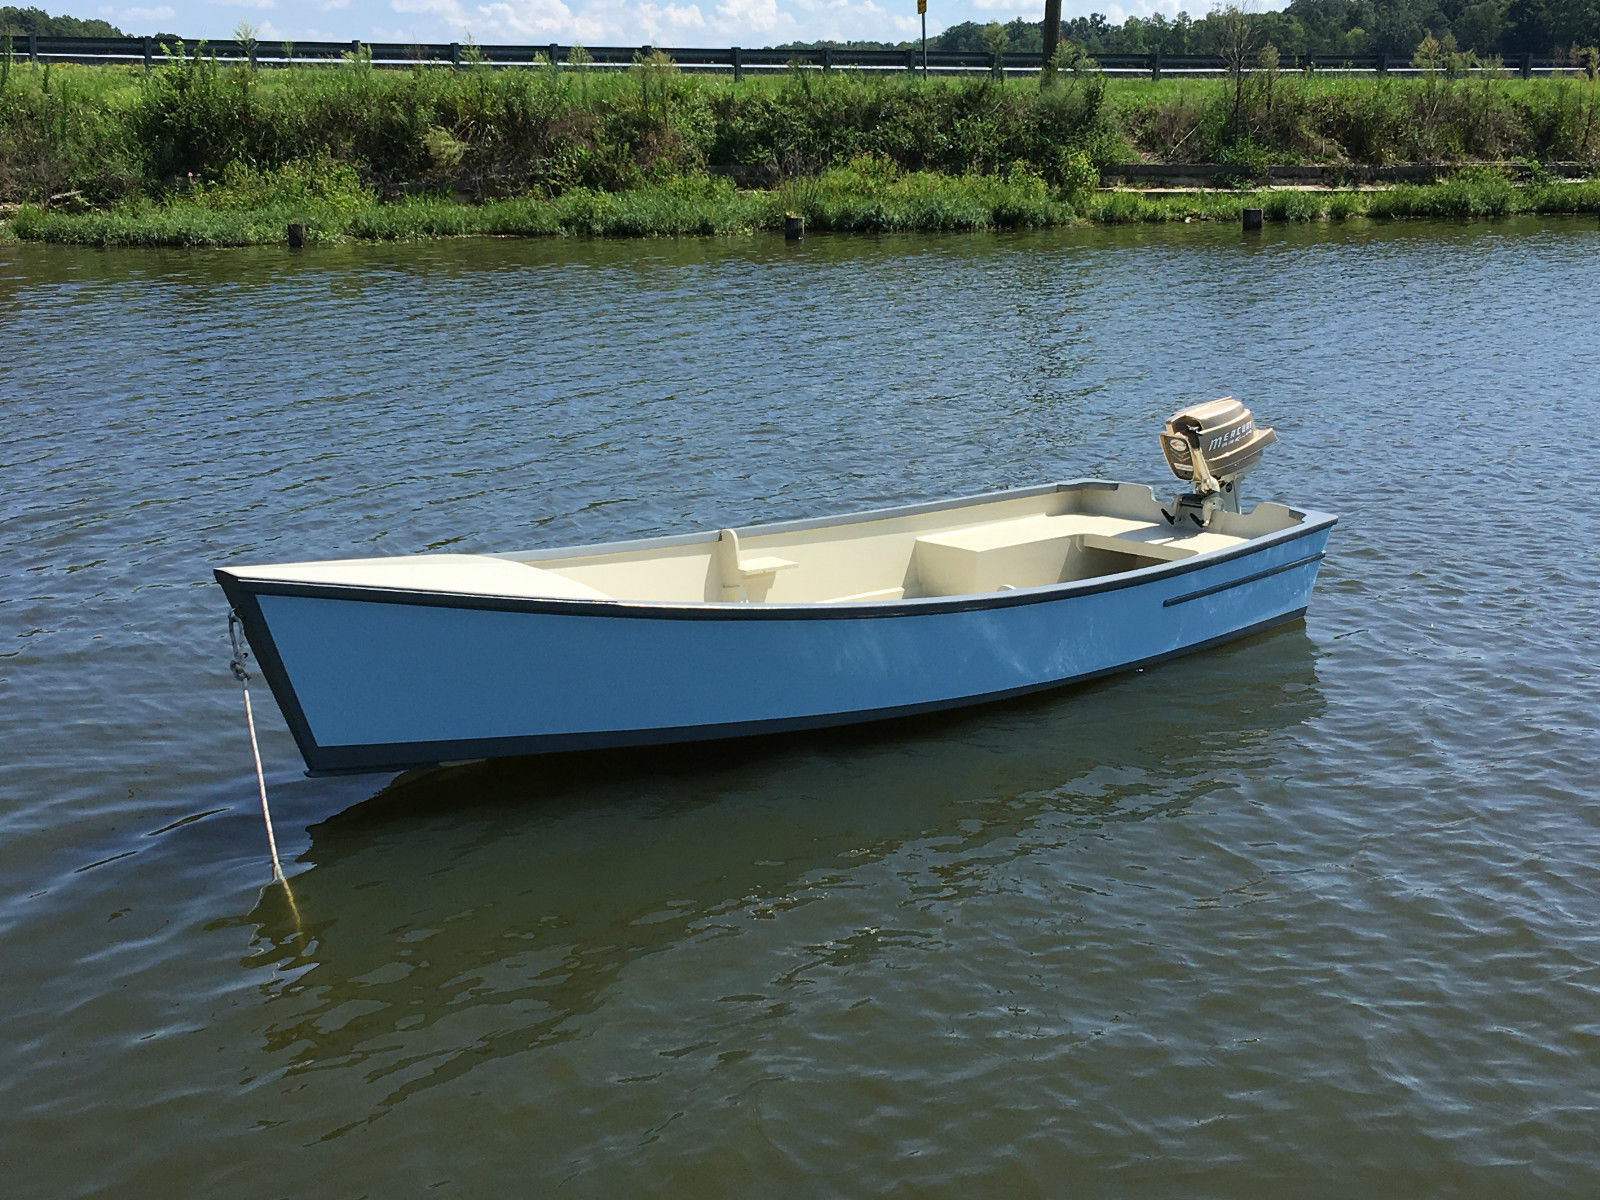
[1162,551,1325,607]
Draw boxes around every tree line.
[785,0,1600,61]
[0,5,124,37]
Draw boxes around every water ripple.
[3,219,1600,1196]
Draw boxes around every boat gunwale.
[214,482,1338,623]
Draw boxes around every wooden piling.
[1242,208,1263,231]
[287,222,307,249]
[784,214,804,241]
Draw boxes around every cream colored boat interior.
[517,483,1303,604]
[241,484,1305,605]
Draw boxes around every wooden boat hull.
[217,490,1333,774]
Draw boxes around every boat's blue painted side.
[223,520,1332,774]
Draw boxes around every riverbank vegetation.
[10,159,1598,247]
[2,46,1599,245]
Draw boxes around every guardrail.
[0,34,1575,80]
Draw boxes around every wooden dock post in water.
[1242,207,1263,231]
[287,222,307,249]
[785,214,804,241]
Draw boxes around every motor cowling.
[1159,397,1277,526]
[1161,397,1277,494]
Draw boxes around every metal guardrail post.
[350,39,360,61]
[906,46,915,72]
[549,42,558,66]
[1378,52,1388,74]
[822,46,832,72]
[450,41,460,68]
[732,46,742,82]
[1520,51,1531,78]
[28,32,37,62]
[1151,51,1160,80]
[143,36,152,73]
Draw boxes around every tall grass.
[1114,71,1600,166]
[10,168,1599,247]
[6,57,1599,211]
[4,55,1600,245]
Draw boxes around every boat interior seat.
[1077,531,1195,562]
[911,514,1208,595]
[717,528,797,601]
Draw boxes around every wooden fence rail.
[0,34,1576,80]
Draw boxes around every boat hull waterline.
[216,482,1336,775]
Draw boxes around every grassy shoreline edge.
[5,170,1599,247]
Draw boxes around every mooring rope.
[229,611,286,884]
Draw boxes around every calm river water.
[3,218,1599,1197]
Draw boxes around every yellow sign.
[917,0,926,12]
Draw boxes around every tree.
[0,5,123,35]
[1454,0,1508,53]
[1208,5,1261,135]
[981,21,1009,75]
[1502,0,1551,53]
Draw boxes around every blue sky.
[57,0,1212,49]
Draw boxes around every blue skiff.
[217,471,1335,775]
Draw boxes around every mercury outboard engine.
[1159,397,1277,526]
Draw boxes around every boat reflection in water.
[242,625,1324,1113]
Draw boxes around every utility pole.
[1041,0,1061,83]
[919,0,927,77]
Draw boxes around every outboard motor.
[1160,397,1277,526]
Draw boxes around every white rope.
[242,683,286,883]
[230,611,286,884]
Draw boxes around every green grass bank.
[2,50,1599,244]
[7,163,1600,247]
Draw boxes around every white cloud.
[120,5,175,20]
[391,0,798,43]
[392,0,575,39]
[1100,0,1187,20]
[716,0,777,31]
[318,0,351,9]
[772,0,912,39]
[381,0,967,45]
